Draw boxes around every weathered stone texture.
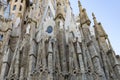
[0,0,119,80]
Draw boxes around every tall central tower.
[0,0,119,80]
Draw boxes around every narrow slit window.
[19,5,22,11]
[21,0,23,3]
[15,0,17,2]
[0,35,3,41]
[13,5,16,10]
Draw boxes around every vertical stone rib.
[28,24,37,79]
[55,0,67,76]
[81,23,106,80]
[58,29,67,74]
[92,13,120,80]
[41,39,47,70]
[87,39,106,80]
[36,42,42,69]
[19,67,24,80]
[73,42,79,70]
[79,24,94,80]
[14,49,20,79]
[68,40,74,73]
[48,40,53,80]
[101,51,111,80]
[76,41,86,80]
[108,50,120,79]
[48,53,53,80]
[0,48,10,80]
[7,39,20,79]
[20,35,30,80]
[54,41,61,80]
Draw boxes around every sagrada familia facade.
[0,0,120,80]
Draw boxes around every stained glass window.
[46,26,53,33]
[13,5,16,10]
[19,5,22,11]
[0,35,3,41]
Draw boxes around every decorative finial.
[78,0,83,13]
[92,12,96,19]
[92,12,98,25]
[78,0,82,6]
[55,0,65,20]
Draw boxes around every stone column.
[19,35,30,80]
[82,24,106,80]
[55,0,67,76]
[48,39,53,80]
[76,39,86,80]
[14,49,20,79]
[0,2,4,16]
[0,48,10,80]
[27,20,37,80]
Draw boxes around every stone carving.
[0,0,119,80]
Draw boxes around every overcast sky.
[70,0,120,55]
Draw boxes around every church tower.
[0,0,119,80]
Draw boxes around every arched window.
[4,4,10,18]
[13,5,16,10]
[15,0,17,2]
[21,0,23,3]
[46,26,53,33]
[0,34,3,41]
[19,5,22,11]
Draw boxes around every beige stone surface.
[0,0,119,80]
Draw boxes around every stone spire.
[78,0,91,26]
[92,13,120,79]
[92,13,98,25]
[0,1,4,16]
[92,13,107,39]
[65,0,69,6]
[54,0,67,76]
[78,0,82,13]
[92,12,109,55]
[55,0,65,21]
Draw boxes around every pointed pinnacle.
[78,0,82,6]
[92,12,96,19]
[78,0,83,13]
[92,12,98,25]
